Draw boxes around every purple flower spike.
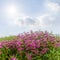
[10,57,17,60]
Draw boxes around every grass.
[0,36,16,41]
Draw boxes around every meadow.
[0,31,60,60]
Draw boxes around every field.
[0,31,60,60]
[0,36,16,41]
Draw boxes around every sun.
[6,5,17,17]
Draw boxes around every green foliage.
[0,36,16,41]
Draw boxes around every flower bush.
[0,31,60,60]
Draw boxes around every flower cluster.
[0,31,59,60]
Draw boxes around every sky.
[0,0,60,37]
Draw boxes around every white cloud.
[35,0,60,28]
[9,14,54,28]
[37,14,55,27]
[45,1,60,12]
[13,16,37,27]
[6,0,58,28]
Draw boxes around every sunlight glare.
[6,5,17,17]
